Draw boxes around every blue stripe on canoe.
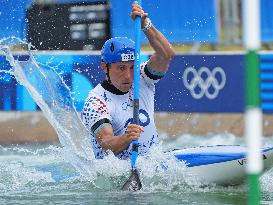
[263,147,273,153]
[175,147,273,167]
[175,153,246,167]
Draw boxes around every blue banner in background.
[1,53,272,113]
[0,53,147,111]
[72,55,103,109]
[155,54,245,112]
[0,54,102,111]
[0,55,17,110]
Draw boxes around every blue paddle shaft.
[133,2,141,122]
[131,0,142,169]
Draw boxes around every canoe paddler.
[81,1,175,159]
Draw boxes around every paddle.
[121,0,142,191]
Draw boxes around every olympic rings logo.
[182,66,226,100]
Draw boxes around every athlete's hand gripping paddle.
[121,0,142,191]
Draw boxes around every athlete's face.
[108,61,134,92]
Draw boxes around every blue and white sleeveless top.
[81,61,165,159]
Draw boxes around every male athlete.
[81,1,175,159]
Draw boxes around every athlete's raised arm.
[131,1,175,73]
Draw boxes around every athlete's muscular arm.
[131,1,175,73]
[95,124,144,155]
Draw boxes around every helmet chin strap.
[106,64,111,84]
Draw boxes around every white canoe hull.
[172,145,273,185]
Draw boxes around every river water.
[1,135,273,205]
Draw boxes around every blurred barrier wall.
[261,0,273,43]
[1,52,273,113]
[0,0,220,44]
[110,0,219,44]
[0,0,32,39]
[2,0,273,45]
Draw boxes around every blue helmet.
[101,37,135,64]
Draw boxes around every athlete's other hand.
[124,124,144,142]
[130,1,148,28]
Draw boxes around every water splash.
[0,37,94,177]
[0,161,53,192]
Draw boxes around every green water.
[1,135,273,205]
[0,187,247,205]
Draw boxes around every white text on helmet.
[121,52,135,61]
